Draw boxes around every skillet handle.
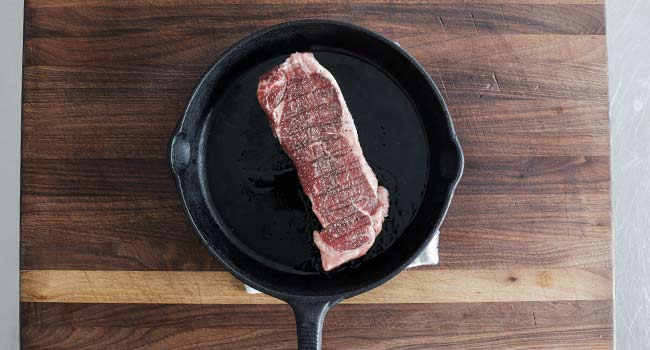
[289,299,335,350]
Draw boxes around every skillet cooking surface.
[203,51,429,275]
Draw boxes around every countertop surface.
[19,1,613,349]
[0,0,22,348]
[607,0,650,348]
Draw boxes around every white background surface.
[1,1,649,348]
[607,0,650,348]
[0,0,22,348]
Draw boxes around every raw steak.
[257,52,389,271]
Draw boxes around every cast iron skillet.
[169,19,463,350]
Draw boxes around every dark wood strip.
[354,4,605,36]
[21,156,609,197]
[21,158,174,197]
[22,192,609,240]
[24,4,605,42]
[23,32,607,101]
[25,36,606,87]
[446,193,610,238]
[20,232,611,271]
[22,93,608,160]
[21,32,608,159]
[21,191,610,271]
[20,152,610,271]
[457,156,609,195]
[438,233,611,269]
[452,99,609,157]
[405,34,606,65]
[22,34,606,85]
[432,63,607,102]
[22,60,607,103]
[20,195,220,271]
[20,235,220,271]
[21,301,612,350]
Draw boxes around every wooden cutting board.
[20,0,612,349]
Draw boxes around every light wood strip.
[21,269,611,304]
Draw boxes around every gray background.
[607,0,650,348]
[2,0,649,348]
[0,0,22,348]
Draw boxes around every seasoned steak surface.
[257,52,389,271]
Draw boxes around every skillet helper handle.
[290,300,333,350]
[169,132,191,177]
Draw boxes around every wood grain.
[23,93,609,159]
[22,156,608,198]
[21,191,610,271]
[22,33,608,159]
[21,0,611,348]
[21,269,611,304]
[24,4,604,45]
[20,157,611,271]
[21,301,612,350]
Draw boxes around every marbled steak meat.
[257,52,389,271]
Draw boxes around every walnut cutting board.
[20,0,612,349]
